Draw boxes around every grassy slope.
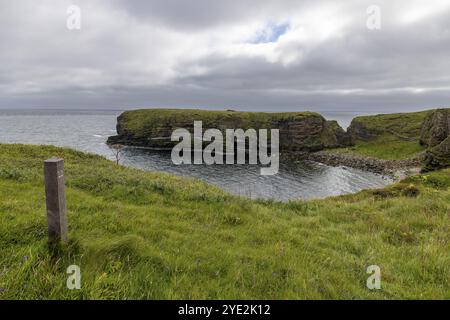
[0,144,449,299]
[333,110,434,160]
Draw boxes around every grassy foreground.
[0,144,449,299]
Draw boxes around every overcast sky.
[1,0,450,112]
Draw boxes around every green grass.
[0,144,449,299]
[351,110,433,138]
[330,135,426,160]
[117,108,320,136]
[335,110,437,160]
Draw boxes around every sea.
[0,108,392,201]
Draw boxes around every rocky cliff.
[420,109,450,147]
[420,109,450,170]
[107,109,351,152]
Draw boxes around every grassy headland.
[332,110,433,160]
[0,144,449,299]
[107,109,350,151]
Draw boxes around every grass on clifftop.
[351,110,432,138]
[332,110,434,160]
[330,135,426,160]
[118,109,320,133]
[0,144,449,299]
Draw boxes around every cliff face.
[347,120,378,141]
[420,109,450,147]
[107,109,351,152]
[420,109,450,170]
[423,136,450,171]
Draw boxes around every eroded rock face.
[324,120,352,147]
[423,136,450,171]
[347,119,378,141]
[420,109,450,171]
[420,109,450,147]
[423,135,450,171]
[107,109,352,152]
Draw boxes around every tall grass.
[0,144,448,299]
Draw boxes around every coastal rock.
[423,136,450,171]
[347,119,378,141]
[324,120,352,147]
[419,109,450,171]
[419,108,450,147]
[107,109,352,152]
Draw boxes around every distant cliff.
[107,109,351,152]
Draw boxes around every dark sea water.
[0,108,392,201]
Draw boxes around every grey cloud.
[108,0,317,30]
[0,0,449,113]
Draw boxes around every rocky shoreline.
[298,151,423,181]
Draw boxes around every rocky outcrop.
[347,119,378,141]
[324,120,352,147]
[420,109,450,147]
[420,109,450,171]
[107,109,352,152]
[423,136,450,171]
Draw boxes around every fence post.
[44,158,68,244]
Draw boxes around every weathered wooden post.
[44,158,68,244]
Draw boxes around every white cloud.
[398,0,450,24]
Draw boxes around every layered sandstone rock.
[107,109,351,152]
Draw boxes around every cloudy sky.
[1,0,450,112]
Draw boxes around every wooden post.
[44,158,68,243]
